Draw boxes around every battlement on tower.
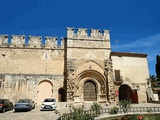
[0,35,64,49]
[67,27,110,40]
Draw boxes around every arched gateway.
[119,84,138,103]
[58,88,66,102]
[37,80,53,104]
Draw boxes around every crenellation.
[67,27,110,40]
[0,35,63,49]
[61,37,65,46]
[77,28,87,38]
[90,29,101,38]
[0,35,8,47]
[10,35,25,47]
[103,30,110,40]
[28,36,42,48]
[45,36,57,48]
[67,27,74,38]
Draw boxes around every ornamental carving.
[67,59,76,101]
[104,59,116,103]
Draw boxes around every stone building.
[0,27,150,105]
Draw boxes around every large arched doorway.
[58,88,66,102]
[119,84,138,103]
[37,80,53,104]
[84,80,97,101]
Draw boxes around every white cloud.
[115,33,160,49]
[112,33,160,75]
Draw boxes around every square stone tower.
[64,28,116,103]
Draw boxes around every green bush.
[90,102,102,117]
[124,114,139,120]
[155,114,160,120]
[119,100,131,113]
[109,107,119,114]
[61,107,94,120]
[60,102,102,120]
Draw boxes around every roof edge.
[110,52,147,58]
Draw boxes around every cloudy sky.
[0,0,159,75]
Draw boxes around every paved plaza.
[0,106,70,120]
[1,103,160,120]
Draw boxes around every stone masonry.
[0,27,150,105]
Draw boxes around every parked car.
[14,99,35,112]
[41,98,57,111]
[0,99,13,113]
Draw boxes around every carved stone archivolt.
[104,59,116,103]
[67,59,76,102]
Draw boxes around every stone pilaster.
[66,59,76,102]
[104,59,116,104]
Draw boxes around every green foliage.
[90,102,102,116]
[148,75,160,88]
[155,114,160,120]
[156,55,160,79]
[109,107,119,114]
[60,106,94,120]
[125,114,160,120]
[60,102,102,120]
[127,114,144,120]
[119,100,131,113]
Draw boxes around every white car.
[40,98,57,111]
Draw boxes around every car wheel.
[2,108,6,113]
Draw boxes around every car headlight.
[52,103,55,105]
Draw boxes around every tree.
[148,75,160,88]
[156,55,160,80]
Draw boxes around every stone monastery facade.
[0,28,150,105]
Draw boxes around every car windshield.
[44,98,55,102]
[18,99,30,103]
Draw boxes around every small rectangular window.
[115,70,120,81]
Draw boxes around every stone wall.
[111,52,149,103]
[0,35,64,103]
[0,74,64,104]
[0,35,64,75]
[0,48,64,74]
[0,28,150,105]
